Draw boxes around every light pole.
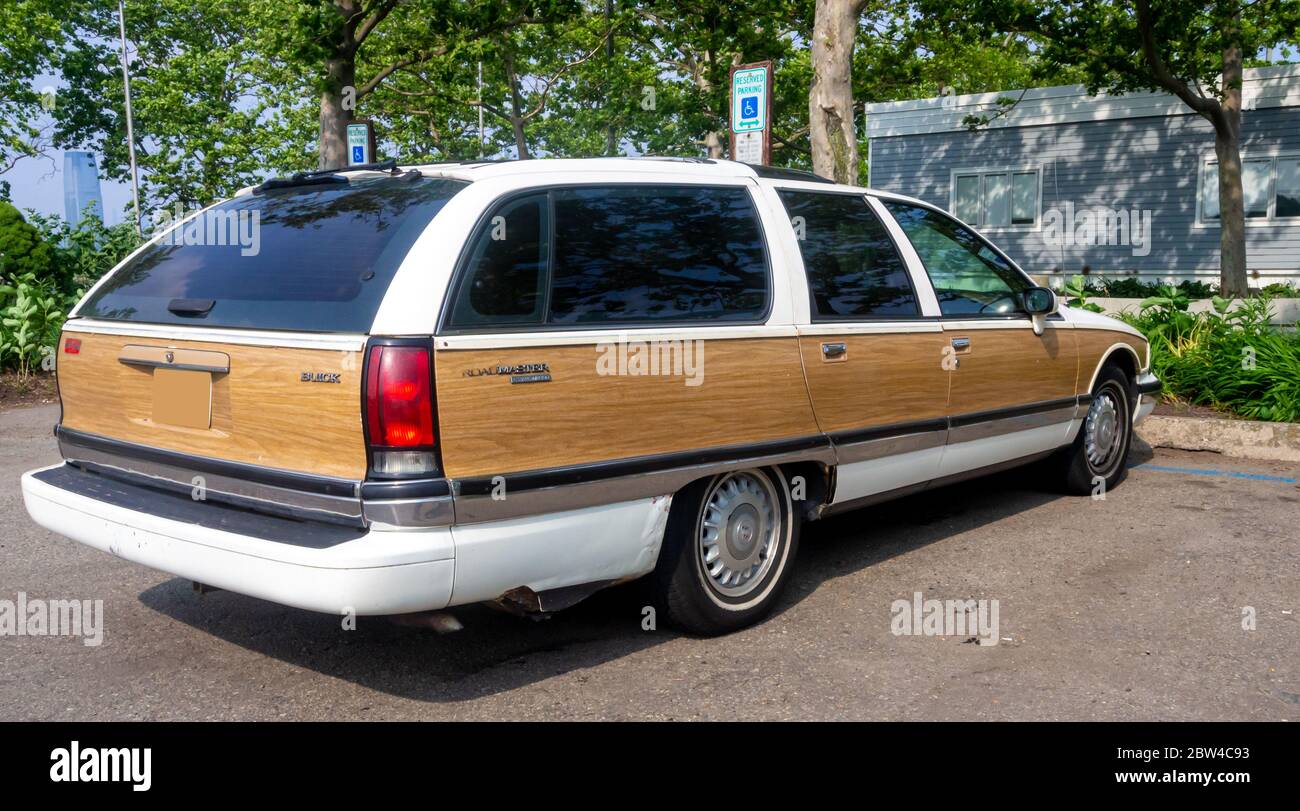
[116,0,142,236]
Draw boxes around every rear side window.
[447,193,548,328]
[445,184,770,329]
[777,190,917,318]
[80,176,466,332]
[548,185,769,325]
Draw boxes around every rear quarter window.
[79,176,467,332]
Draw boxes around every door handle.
[950,337,971,353]
[821,342,847,359]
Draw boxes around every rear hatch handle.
[167,298,215,317]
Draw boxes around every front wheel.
[651,467,799,636]
[1055,364,1134,495]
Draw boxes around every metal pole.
[477,61,484,159]
[116,0,142,235]
[605,0,615,156]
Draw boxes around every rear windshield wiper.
[168,298,215,317]
[252,159,401,194]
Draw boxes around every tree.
[0,0,69,176]
[52,0,311,210]
[0,202,55,284]
[921,0,1300,296]
[809,0,867,182]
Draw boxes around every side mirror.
[1022,287,1058,335]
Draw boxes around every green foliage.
[0,209,141,375]
[0,201,55,281]
[0,271,69,378]
[1062,274,1103,312]
[1120,294,1300,423]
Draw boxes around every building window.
[949,167,1040,228]
[1199,153,1300,223]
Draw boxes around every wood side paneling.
[797,332,950,432]
[945,326,1079,414]
[434,337,820,478]
[1075,329,1149,390]
[58,331,367,479]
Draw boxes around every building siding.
[867,106,1300,285]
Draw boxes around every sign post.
[346,121,376,166]
[729,61,772,165]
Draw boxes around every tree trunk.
[319,54,356,170]
[1214,43,1249,297]
[504,54,531,159]
[809,0,862,184]
[704,130,724,159]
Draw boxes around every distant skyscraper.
[63,151,104,226]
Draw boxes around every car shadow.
[137,447,1152,704]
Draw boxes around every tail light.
[364,343,439,477]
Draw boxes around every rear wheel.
[1055,364,1134,495]
[651,467,799,636]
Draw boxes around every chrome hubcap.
[698,472,780,598]
[1085,391,1121,469]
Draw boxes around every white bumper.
[22,464,670,617]
[22,465,455,616]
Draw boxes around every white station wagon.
[22,158,1159,635]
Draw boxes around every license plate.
[152,368,212,429]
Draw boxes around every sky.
[7,72,134,225]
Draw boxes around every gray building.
[865,65,1300,288]
[62,150,104,227]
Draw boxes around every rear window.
[444,184,771,330]
[79,176,466,332]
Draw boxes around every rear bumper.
[21,464,455,615]
[22,462,669,617]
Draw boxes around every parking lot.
[2,402,1297,721]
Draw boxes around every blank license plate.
[152,368,212,429]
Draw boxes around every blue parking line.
[1131,463,1296,484]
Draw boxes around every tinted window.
[81,177,466,332]
[884,202,1029,317]
[778,191,917,318]
[547,185,769,324]
[447,194,548,328]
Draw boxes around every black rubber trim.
[360,478,451,500]
[829,418,948,446]
[948,397,1079,429]
[1137,376,1163,395]
[33,464,366,548]
[56,426,358,499]
[455,434,831,496]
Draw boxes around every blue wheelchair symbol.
[741,96,758,120]
[351,145,365,163]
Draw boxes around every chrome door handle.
[950,337,971,352]
[821,342,847,359]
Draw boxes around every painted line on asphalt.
[1131,463,1296,484]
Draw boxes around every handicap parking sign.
[352,145,365,164]
[731,66,767,133]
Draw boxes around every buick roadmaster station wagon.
[21,157,1160,635]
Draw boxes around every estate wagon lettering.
[23,158,1159,637]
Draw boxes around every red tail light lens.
[366,345,434,448]
[64,338,81,354]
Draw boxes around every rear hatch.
[55,172,465,523]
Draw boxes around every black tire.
[650,467,799,636]
[1054,364,1134,495]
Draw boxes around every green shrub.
[1120,293,1300,423]
[0,272,72,378]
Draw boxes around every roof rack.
[251,159,403,194]
[744,164,834,183]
